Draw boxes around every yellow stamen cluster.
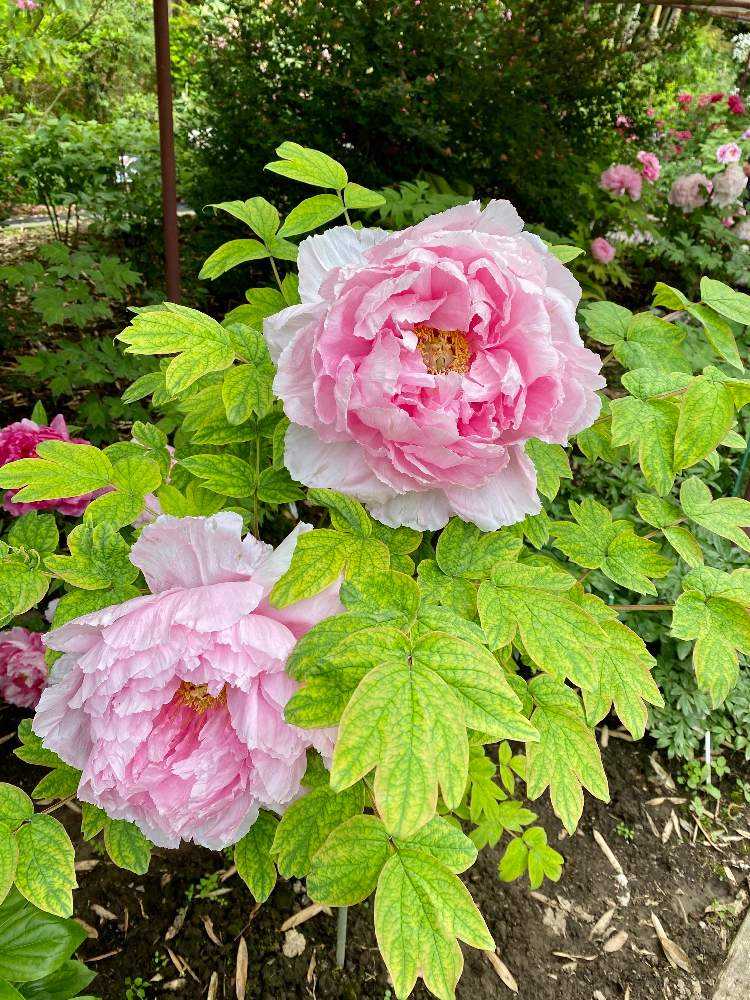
[176,681,227,714]
[413,324,470,375]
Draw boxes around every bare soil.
[2,702,748,1000]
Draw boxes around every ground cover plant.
[2,143,750,1000]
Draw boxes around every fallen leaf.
[73,918,98,939]
[202,914,223,946]
[542,906,567,937]
[91,904,118,922]
[484,951,518,992]
[603,929,628,953]
[165,905,188,942]
[162,979,186,991]
[235,936,248,1000]
[282,928,306,958]
[593,830,623,874]
[553,951,596,961]
[207,972,219,1000]
[651,912,692,972]
[279,903,332,932]
[589,907,616,940]
[74,859,99,872]
[306,949,317,985]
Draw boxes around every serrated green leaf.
[178,453,256,498]
[374,846,493,1000]
[416,560,477,619]
[610,396,679,495]
[581,301,632,345]
[339,570,420,629]
[0,824,17,906]
[525,676,609,833]
[15,815,76,917]
[0,441,112,503]
[6,514,58,557]
[680,477,750,553]
[45,521,137,591]
[307,815,390,906]
[256,467,304,504]
[307,489,371,536]
[234,811,277,903]
[104,820,151,875]
[663,525,704,568]
[265,142,348,190]
[0,786,33,831]
[435,518,521,580]
[525,439,572,501]
[272,783,364,878]
[674,375,734,470]
[222,363,273,425]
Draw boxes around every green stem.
[732,435,750,497]
[252,437,260,538]
[270,257,284,292]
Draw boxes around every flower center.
[176,681,227,714]
[413,324,470,375]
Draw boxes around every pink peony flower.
[636,151,661,182]
[668,173,713,212]
[677,92,692,106]
[743,129,750,140]
[674,130,693,141]
[0,629,47,709]
[728,94,746,115]
[15,0,39,9]
[590,237,616,264]
[0,414,99,517]
[600,164,643,201]
[712,163,749,207]
[717,143,742,165]
[734,218,750,240]
[264,202,604,531]
[33,514,343,849]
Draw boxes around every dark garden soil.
[2,702,748,1000]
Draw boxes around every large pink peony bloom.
[712,163,749,208]
[668,173,712,212]
[264,202,604,531]
[0,415,98,517]
[600,164,642,201]
[33,514,342,849]
[0,628,47,709]
[636,151,661,182]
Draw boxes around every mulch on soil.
[2,705,748,1000]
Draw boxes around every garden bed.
[2,706,746,1000]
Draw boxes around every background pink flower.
[33,514,342,849]
[677,92,692,106]
[712,162,748,207]
[264,202,604,531]
[600,164,642,200]
[636,151,660,182]
[0,629,47,709]
[717,143,742,165]
[728,94,746,115]
[668,173,712,212]
[0,414,99,517]
[590,237,615,264]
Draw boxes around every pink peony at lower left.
[33,514,343,849]
[0,414,99,517]
[0,628,47,709]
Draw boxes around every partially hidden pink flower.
[33,514,343,849]
[674,130,693,141]
[600,164,642,201]
[668,173,713,212]
[0,415,99,517]
[677,92,692,106]
[0,629,46,709]
[15,0,39,9]
[712,163,749,207]
[717,142,742,165]
[264,202,604,531]
[728,94,746,115]
[743,128,750,140]
[590,237,616,264]
[636,151,661,182]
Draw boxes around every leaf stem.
[611,604,673,613]
[270,257,284,292]
[252,437,260,538]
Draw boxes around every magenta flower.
[33,515,342,849]
[0,629,47,709]
[717,143,742,165]
[600,164,642,201]
[728,94,746,115]
[636,151,661,182]
[590,238,616,265]
[264,202,604,531]
[0,415,99,517]
[668,173,713,212]
[677,92,692,106]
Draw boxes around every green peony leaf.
[178,453,256,498]
[498,826,563,890]
[209,197,280,241]
[256,467,304,504]
[0,441,112,503]
[339,569,420,629]
[45,521,138,591]
[581,301,632,346]
[673,373,734,471]
[222,362,273,426]
[199,239,270,280]
[343,183,386,209]
[615,313,690,373]
[680,477,750,553]
[0,786,33,831]
[80,804,107,842]
[30,766,81,802]
[13,722,63,769]
[700,277,750,326]
[416,560,477,619]
[6,514,58,557]
[277,194,345,237]
[103,820,151,875]
[662,525,703,568]
[525,439,572,501]
[14,815,76,917]
[610,396,679,496]
[306,815,390,906]
[686,303,743,371]
[265,142,348,190]
[374,844,493,1000]
[307,489,372,536]
[0,823,17,906]
[525,676,609,833]
[234,811,278,903]
[0,889,86,983]
[435,518,522,580]
[272,783,364,878]
[17,957,95,999]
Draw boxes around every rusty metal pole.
[153,0,181,302]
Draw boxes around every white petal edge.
[296,225,389,303]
